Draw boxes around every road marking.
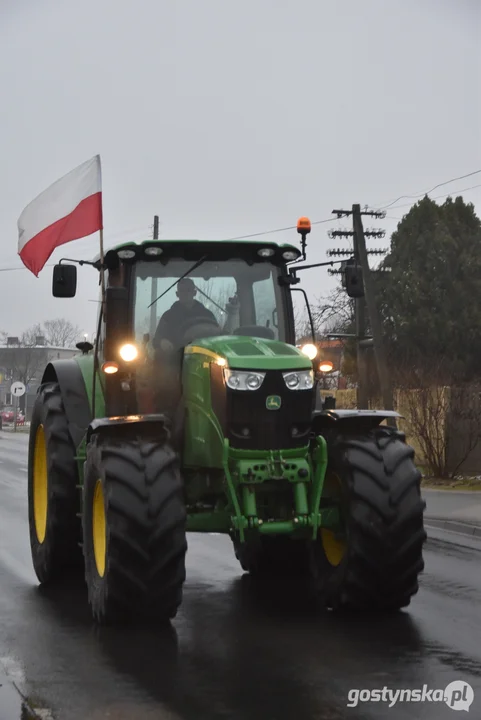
[426,523,481,539]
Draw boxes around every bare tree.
[21,324,44,346]
[445,384,481,477]
[311,285,355,336]
[397,380,450,477]
[0,342,47,388]
[294,305,315,343]
[394,360,481,478]
[43,318,82,347]
[0,324,53,390]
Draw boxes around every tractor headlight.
[224,369,266,391]
[300,343,318,360]
[282,369,314,390]
[119,343,138,362]
[282,250,299,261]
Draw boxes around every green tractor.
[27,220,426,623]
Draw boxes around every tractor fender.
[312,408,402,434]
[86,414,171,444]
[40,360,92,448]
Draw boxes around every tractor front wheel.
[28,382,82,584]
[313,426,427,611]
[82,433,187,624]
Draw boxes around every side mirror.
[52,264,77,298]
[342,258,364,299]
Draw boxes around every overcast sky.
[1,0,480,340]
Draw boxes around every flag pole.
[100,228,105,288]
[99,227,106,311]
[92,225,105,422]
[98,155,106,310]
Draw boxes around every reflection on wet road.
[1,432,480,719]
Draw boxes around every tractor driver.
[153,277,218,353]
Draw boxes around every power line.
[373,170,481,210]
[0,263,55,273]
[376,182,481,213]
[227,170,481,242]
[252,181,481,245]
[225,216,334,241]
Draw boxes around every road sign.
[10,381,26,397]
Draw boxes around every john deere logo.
[266,395,282,410]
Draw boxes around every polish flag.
[18,155,103,277]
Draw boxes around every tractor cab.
[105,238,301,343]
[133,247,291,348]
[91,239,316,420]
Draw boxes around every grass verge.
[421,477,481,491]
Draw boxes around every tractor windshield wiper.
[147,255,208,308]
[194,285,226,315]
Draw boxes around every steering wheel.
[233,325,275,340]
[178,316,222,345]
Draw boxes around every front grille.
[225,370,314,450]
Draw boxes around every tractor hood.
[185,335,313,371]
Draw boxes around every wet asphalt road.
[1,431,480,720]
[422,488,481,528]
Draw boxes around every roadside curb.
[0,426,30,434]
[425,516,481,538]
[422,487,481,494]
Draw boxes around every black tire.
[83,433,187,624]
[28,382,82,584]
[313,426,427,611]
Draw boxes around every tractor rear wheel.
[313,426,427,611]
[28,382,82,584]
[82,433,187,624]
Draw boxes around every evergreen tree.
[377,195,481,381]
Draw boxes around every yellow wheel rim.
[92,480,106,577]
[33,424,48,544]
[321,473,347,567]
[321,528,346,567]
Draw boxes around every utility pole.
[354,269,369,409]
[149,215,160,337]
[352,204,395,423]
[327,206,395,424]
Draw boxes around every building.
[317,339,344,371]
[315,339,344,391]
[0,335,78,420]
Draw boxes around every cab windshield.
[133,258,288,348]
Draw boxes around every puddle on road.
[0,670,54,720]
[0,680,25,720]
[0,674,36,720]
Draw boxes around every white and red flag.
[18,154,103,276]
